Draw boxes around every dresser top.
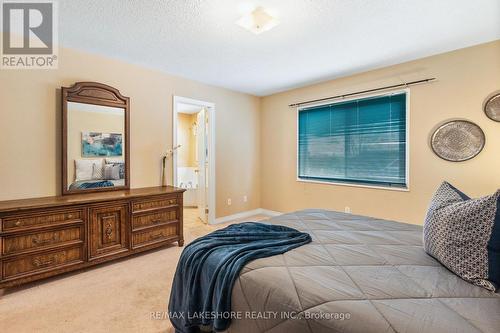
[0,186,185,213]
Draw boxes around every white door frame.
[173,96,216,225]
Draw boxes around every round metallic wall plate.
[431,120,485,162]
[484,93,500,122]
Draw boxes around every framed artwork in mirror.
[82,132,123,157]
[62,82,130,195]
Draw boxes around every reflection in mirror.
[66,102,126,191]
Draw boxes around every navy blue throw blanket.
[168,222,311,333]
[78,181,114,189]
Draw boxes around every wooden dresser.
[0,186,184,288]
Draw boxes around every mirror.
[62,82,130,194]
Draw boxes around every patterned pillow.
[91,162,104,180]
[113,162,125,179]
[423,182,500,291]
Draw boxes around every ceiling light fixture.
[236,6,279,34]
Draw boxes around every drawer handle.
[32,234,60,245]
[15,220,22,226]
[151,219,163,225]
[150,232,165,240]
[32,253,64,267]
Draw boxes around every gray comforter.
[227,209,500,333]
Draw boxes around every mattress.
[227,209,500,333]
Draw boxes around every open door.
[196,108,208,223]
[173,96,215,224]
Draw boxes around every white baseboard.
[259,209,282,217]
[214,208,282,225]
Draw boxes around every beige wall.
[177,113,197,168]
[0,48,261,218]
[260,41,500,225]
[67,107,125,184]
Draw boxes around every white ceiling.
[60,0,500,96]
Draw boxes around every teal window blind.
[298,92,407,188]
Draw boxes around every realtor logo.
[1,0,58,69]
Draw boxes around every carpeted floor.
[0,209,269,333]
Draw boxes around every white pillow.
[75,159,103,181]
[104,164,121,180]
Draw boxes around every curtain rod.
[288,78,436,108]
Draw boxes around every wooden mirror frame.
[62,82,130,195]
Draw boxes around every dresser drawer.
[132,223,179,249]
[2,246,84,280]
[1,209,84,232]
[2,226,84,256]
[132,208,178,230]
[131,195,178,213]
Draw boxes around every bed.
[225,209,500,333]
[68,179,125,190]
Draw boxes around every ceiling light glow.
[236,6,279,34]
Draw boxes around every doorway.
[173,96,215,224]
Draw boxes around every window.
[297,92,408,189]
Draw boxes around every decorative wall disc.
[484,93,500,122]
[431,120,485,162]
